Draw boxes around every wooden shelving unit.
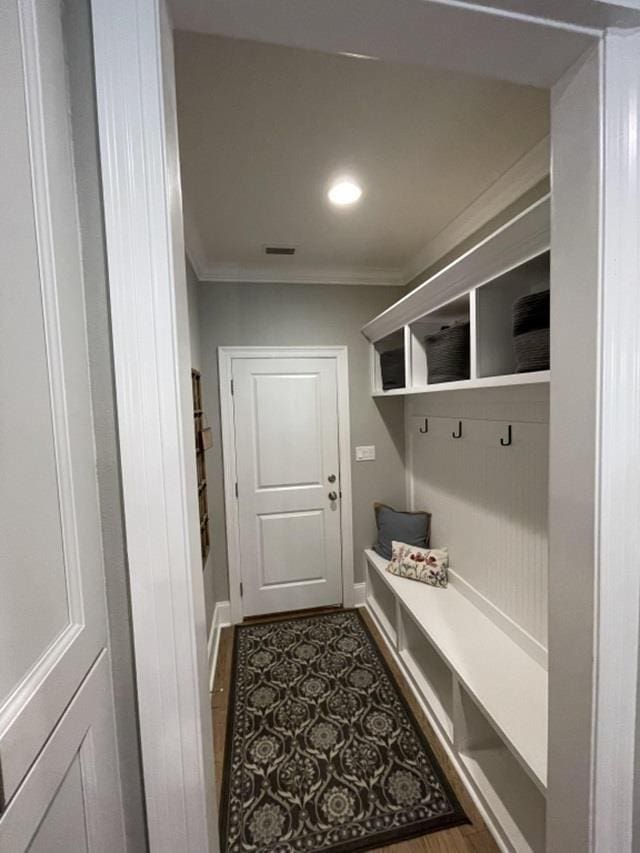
[191,369,210,565]
[363,195,550,397]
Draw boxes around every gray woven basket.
[512,289,550,372]
[514,327,549,373]
[425,322,470,384]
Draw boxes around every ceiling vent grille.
[264,246,296,255]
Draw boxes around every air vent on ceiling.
[264,245,296,255]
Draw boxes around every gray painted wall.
[187,259,202,369]
[63,2,147,849]
[196,281,406,626]
[186,260,217,627]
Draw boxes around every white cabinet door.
[1,653,124,853]
[0,0,124,848]
[233,356,343,617]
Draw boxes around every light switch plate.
[355,445,376,461]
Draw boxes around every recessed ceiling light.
[339,51,378,61]
[328,179,362,207]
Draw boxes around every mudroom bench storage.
[364,548,547,853]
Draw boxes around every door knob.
[328,474,336,483]
[328,491,338,501]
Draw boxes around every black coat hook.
[500,424,513,447]
[419,418,429,434]
[452,420,462,439]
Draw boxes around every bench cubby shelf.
[364,548,547,853]
[363,195,550,397]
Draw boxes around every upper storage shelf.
[363,195,550,397]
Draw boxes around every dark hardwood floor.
[211,609,499,853]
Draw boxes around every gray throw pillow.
[373,503,431,561]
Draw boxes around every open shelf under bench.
[364,549,548,851]
[364,548,547,790]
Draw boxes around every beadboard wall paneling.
[406,387,549,650]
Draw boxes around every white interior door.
[232,355,343,617]
[0,0,124,848]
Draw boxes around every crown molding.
[402,136,550,286]
[195,262,405,286]
[183,137,549,290]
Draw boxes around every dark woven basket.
[380,347,405,390]
[425,322,470,384]
[512,289,550,372]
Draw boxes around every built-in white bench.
[363,548,548,853]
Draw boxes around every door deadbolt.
[328,473,336,483]
[328,491,338,501]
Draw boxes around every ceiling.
[170,0,599,90]
[175,32,550,285]
[170,0,640,38]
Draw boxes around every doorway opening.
[90,2,640,852]
[175,27,551,853]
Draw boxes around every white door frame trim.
[218,346,355,624]
[89,0,640,850]
[90,1,216,851]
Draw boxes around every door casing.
[219,346,355,624]
[91,1,640,851]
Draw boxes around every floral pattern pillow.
[386,540,449,588]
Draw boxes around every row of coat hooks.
[418,418,513,447]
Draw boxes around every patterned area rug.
[220,610,468,852]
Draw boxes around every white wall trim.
[353,583,366,607]
[591,28,640,852]
[89,2,640,851]
[218,346,355,623]
[195,262,404,287]
[183,138,549,291]
[402,136,549,285]
[91,1,216,850]
[207,602,232,693]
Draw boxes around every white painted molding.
[591,28,640,853]
[218,346,355,623]
[182,138,548,291]
[208,602,232,693]
[353,582,366,607]
[91,1,216,850]
[402,136,549,285]
[196,261,404,287]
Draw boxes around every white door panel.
[233,357,342,616]
[0,0,70,701]
[259,510,328,586]
[0,1,123,846]
[253,373,323,487]
[0,653,125,853]
[27,757,89,853]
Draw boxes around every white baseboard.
[353,582,366,607]
[208,600,232,693]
